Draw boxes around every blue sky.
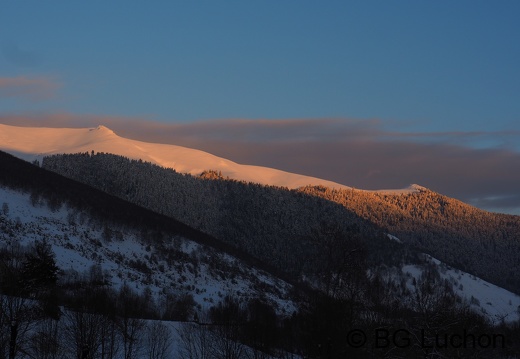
[1,1,520,213]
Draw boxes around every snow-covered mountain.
[1,139,519,356]
[0,150,304,357]
[0,123,418,193]
[0,180,296,316]
[4,169,518,325]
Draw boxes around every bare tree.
[116,284,145,359]
[210,324,246,359]
[99,317,120,359]
[177,322,212,359]
[0,295,37,359]
[208,297,248,359]
[27,318,63,359]
[62,310,104,359]
[116,316,144,359]
[144,321,172,359]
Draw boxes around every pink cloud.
[0,76,61,101]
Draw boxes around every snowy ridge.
[0,123,419,194]
[0,185,297,315]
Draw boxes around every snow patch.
[386,233,402,243]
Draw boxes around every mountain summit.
[0,123,415,193]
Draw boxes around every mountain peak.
[0,124,351,190]
[0,124,430,195]
[92,125,115,134]
[408,184,429,192]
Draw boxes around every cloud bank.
[0,76,61,101]
[1,115,519,214]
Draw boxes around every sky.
[1,1,519,214]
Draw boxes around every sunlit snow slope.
[0,123,419,193]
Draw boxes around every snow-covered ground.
[0,123,420,194]
[402,254,520,324]
[0,185,297,316]
[0,183,299,357]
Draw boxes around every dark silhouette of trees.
[0,241,61,359]
[145,321,171,359]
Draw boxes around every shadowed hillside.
[40,152,520,295]
[299,185,520,293]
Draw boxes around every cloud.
[0,76,61,101]
[1,114,520,214]
[470,194,520,213]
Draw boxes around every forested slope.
[299,185,520,293]
[42,152,520,294]
[41,153,398,280]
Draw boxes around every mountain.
[0,123,353,190]
[0,150,296,313]
[0,123,425,194]
[0,149,302,357]
[2,124,520,356]
[2,123,519,293]
[1,152,518,357]
[298,184,520,293]
[38,150,520,297]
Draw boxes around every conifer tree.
[22,239,60,295]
